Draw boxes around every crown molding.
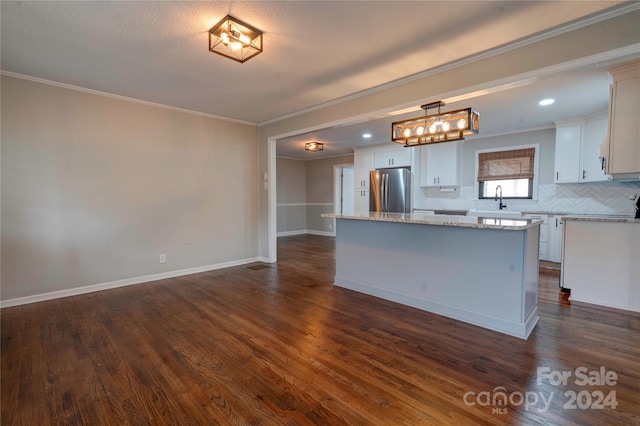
[0,70,257,127]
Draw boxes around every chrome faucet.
[494,185,506,210]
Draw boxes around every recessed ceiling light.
[539,98,555,106]
[362,133,372,138]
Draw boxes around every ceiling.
[1,1,637,158]
[277,66,618,159]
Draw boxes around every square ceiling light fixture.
[209,15,263,63]
[392,101,479,147]
[305,142,324,152]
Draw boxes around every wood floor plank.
[2,234,639,425]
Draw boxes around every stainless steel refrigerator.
[370,168,411,213]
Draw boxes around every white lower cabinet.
[547,215,564,263]
[524,214,548,260]
[354,189,369,214]
[523,214,563,262]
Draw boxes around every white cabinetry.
[524,214,548,260]
[547,215,564,263]
[554,116,609,183]
[354,189,369,214]
[420,142,461,187]
[554,121,582,183]
[521,214,564,262]
[374,147,411,169]
[354,147,374,189]
[353,147,375,214]
[604,59,640,176]
[581,115,609,182]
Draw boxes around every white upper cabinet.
[374,146,411,169]
[581,115,609,182]
[420,141,461,187]
[554,121,583,183]
[604,59,640,176]
[554,116,609,184]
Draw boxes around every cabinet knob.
[583,170,586,179]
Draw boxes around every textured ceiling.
[0,1,630,126]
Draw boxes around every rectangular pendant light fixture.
[305,142,324,152]
[392,101,479,147]
[209,15,263,63]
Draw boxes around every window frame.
[474,144,540,203]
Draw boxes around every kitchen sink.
[466,209,523,219]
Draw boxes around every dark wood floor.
[2,234,639,425]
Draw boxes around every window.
[477,147,535,199]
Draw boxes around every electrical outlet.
[159,254,166,264]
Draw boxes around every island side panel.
[334,218,537,338]
[562,220,640,312]
[523,224,540,323]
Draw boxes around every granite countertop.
[562,214,640,223]
[416,209,636,218]
[322,212,542,230]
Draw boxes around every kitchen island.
[322,212,542,339]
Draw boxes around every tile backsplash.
[415,181,640,215]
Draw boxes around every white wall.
[1,76,259,303]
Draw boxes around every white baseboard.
[334,276,537,339]
[0,257,263,308]
[277,230,307,237]
[277,230,336,237]
[570,296,639,313]
[306,230,335,237]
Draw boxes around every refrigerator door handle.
[381,174,386,212]
[385,174,390,212]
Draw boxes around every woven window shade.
[477,148,535,181]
